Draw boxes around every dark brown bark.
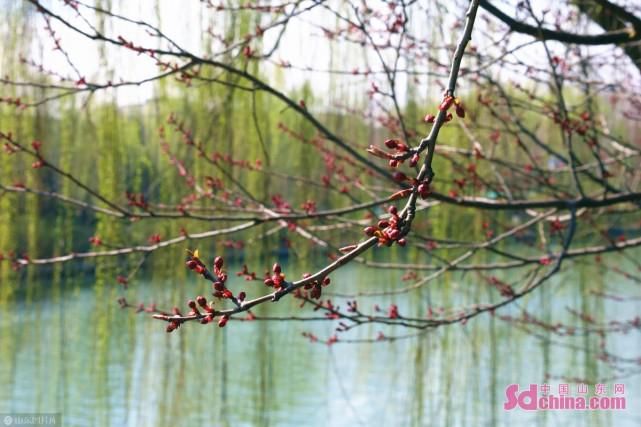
[480,0,641,72]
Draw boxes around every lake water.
[1,258,640,426]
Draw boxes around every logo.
[504,383,626,411]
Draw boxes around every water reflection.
[1,261,640,427]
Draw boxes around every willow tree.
[1,0,641,378]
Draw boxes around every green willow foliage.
[0,6,626,427]
[5,2,628,292]
[2,3,623,297]
[1,2,614,289]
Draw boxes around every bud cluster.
[363,205,408,247]
[210,256,235,299]
[299,272,331,299]
[263,263,286,289]
[366,138,419,169]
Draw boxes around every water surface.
[1,259,640,426]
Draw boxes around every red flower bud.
[388,304,399,319]
[384,139,399,149]
[272,263,281,274]
[418,183,430,199]
[424,114,436,123]
[214,256,224,270]
[272,273,283,287]
[310,284,321,299]
[387,228,400,240]
[392,171,408,182]
[218,315,229,327]
[438,95,455,111]
[196,295,207,308]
